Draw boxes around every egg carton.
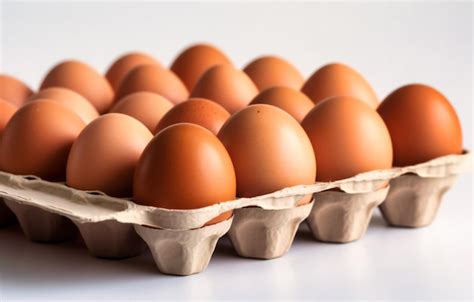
[0,152,470,275]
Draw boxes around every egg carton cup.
[135,217,233,276]
[379,174,458,228]
[307,186,389,243]
[0,152,470,275]
[0,197,16,227]
[228,200,313,259]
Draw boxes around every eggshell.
[0,100,85,181]
[116,65,188,104]
[191,65,258,114]
[243,55,304,91]
[134,123,236,224]
[170,43,232,91]
[40,60,114,113]
[110,92,173,132]
[302,63,379,108]
[218,104,316,197]
[0,74,33,107]
[377,84,462,166]
[0,99,17,136]
[67,113,153,198]
[29,87,99,124]
[155,98,230,135]
[302,97,392,182]
[105,52,161,92]
[249,86,314,122]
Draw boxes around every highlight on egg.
[110,91,174,132]
[302,63,379,108]
[243,55,304,91]
[218,104,316,199]
[249,86,314,122]
[29,87,99,124]
[0,100,85,181]
[116,64,188,104]
[170,43,232,91]
[155,98,230,135]
[377,83,463,167]
[40,60,115,113]
[0,74,34,107]
[302,96,393,182]
[66,113,153,197]
[191,64,258,114]
[134,123,236,225]
[105,52,161,92]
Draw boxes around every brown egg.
[302,97,392,181]
[302,63,379,108]
[0,100,85,181]
[134,123,236,224]
[0,98,17,135]
[170,43,232,91]
[155,98,230,135]
[0,74,34,107]
[377,84,462,166]
[218,104,316,197]
[29,87,99,124]
[105,52,161,92]
[243,55,304,91]
[250,87,314,122]
[191,65,258,114]
[40,60,114,113]
[116,65,188,104]
[110,92,173,132]
[67,113,153,197]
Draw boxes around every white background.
[0,1,472,301]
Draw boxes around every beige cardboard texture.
[135,217,233,276]
[0,152,469,231]
[307,186,389,243]
[74,220,147,259]
[4,197,77,243]
[379,174,458,228]
[228,201,313,259]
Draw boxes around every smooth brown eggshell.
[302,96,392,182]
[67,113,153,198]
[0,74,34,107]
[29,87,99,124]
[250,86,314,122]
[170,43,232,91]
[110,92,173,132]
[40,60,114,113]
[302,63,379,108]
[0,98,17,136]
[191,65,258,114]
[155,98,230,135]
[105,52,161,92]
[116,65,188,104]
[134,123,236,224]
[0,100,85,181]
[218,104,316,198]
[377,84,462,166]
[243,55,304,91]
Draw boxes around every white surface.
[0,1,472,301]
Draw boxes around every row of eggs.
[0,44,463,224]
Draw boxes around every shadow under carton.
[307,186,389,243]
[0,198,16,227]
[379,174,458,228]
